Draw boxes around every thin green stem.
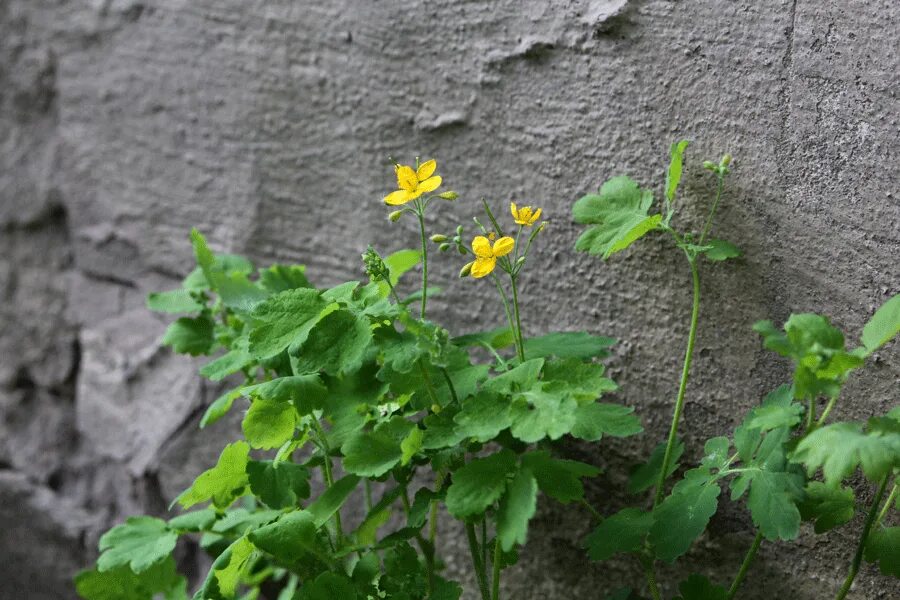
[699,173,725,246]
[653,257,701,508]
[816,395,838,429]
[490,274,517,355]
[416,204,429,319]
[481,518,488,574]
[834,474,891,600]
[466,521,492,600]
[509,276,526,362]
[312,421,342,543]
[580,498,603,523]
[876,481,898,526]
[439,367,459,404]
[402,488,435,597]
[806,397,816,434]
[480,341,509,371]
[726,531,764,600]
[491,537,502,600]
[641,556,663,600]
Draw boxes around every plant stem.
[313,421,343,543]
[416,204,429,320]
[699,173,725,246]
[491,537,502,600]
[402,488,436,596]
[466,521,492,600]
[805,397,816,434]
[490,274,517,353]
[815,395,838,429]
[834,474,891,600]
[726,531,763,600]
[876,481,898,526]
[653,257,701,507]
[641,556,663,600]
[580,498,603,522]
[509,275,526,362]
[481,517,488,573]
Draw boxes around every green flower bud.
[362,246,390,282]
[439,243,451,252]
[438,191,459,200]
[459,261,474,277]
[456,225,464,236]
[721,153,732,166]
[702,160,717,171]
[388,210,403,222]
[430,234,448,243]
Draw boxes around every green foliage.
[573,175,661,259]
[247,461,311,509]
[522,331,615,360]
[649,467,721,562]
[665,140,690,205]
[628,439,684,494]
[703,239,741,261]
[445,451,518,518]
[861,293,900,353]
[176,441,250,509]
[496,468,538,551]
[585,508,654,561]
[162,316,215,356]
[672,574,726,600]
[865,527,900,577]
[76,557,186,600]
[97,517,178,574]
[798,482,855,533]
[242,399,297,450]
[791,418,900,485]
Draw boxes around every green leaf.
[190,228,217,283]
[97,517,178,574]
[541,359,618,401]
[306,474,361,527]
[247,461,311,509]
[75,556,185,600]
[445,450,518,518]
[168,509,217,532]
[200,346,253,382]
[744,390,803,431]
[201,388,244,429]
[792,421,900,485]
[147,289,204,314]
[242,398,297,450]
[699,437,731,472]
[248,288,329,359]
[454,391,513,442]
[673,574,726,600]
[162,316,215,356]
[214,536,255,598]
[571,403,643,442]
[259,264,311,293]
[573,175,660,259]
[523,332,615,360]
[509,383,579,443]
[665,140,690,204]
[176,441,250,509]
[522,451,601,504]
[862,293,900,353]
[497,468,538,551]
[452,327,516,350]
[649,468,721,562]
[704,239,741,261]
[482,358,544,394]
[400,426,424,466]
[342,429,404,478]
[745,469,803,540]
[248,511,324,563]
[292,309,373,376]
[376,249,421,297]
[298,572,357,600]
[585,508,654,561]
[628,439,685,494]
[798,481,855,533]
[864,527,900,577]
[422,409,468,450]
[241,374,327,416]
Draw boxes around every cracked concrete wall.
[1,0,898,598]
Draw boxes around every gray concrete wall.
[1,0,898,598]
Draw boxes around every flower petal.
[510,202,519,220]
[529,208,542,225]
[396,165,418,192]
[492,236,515,257]
[417,175,442,194]
[472,236,493,258]
[471,257,496,278]
[384,189,413,206]
[417,159,437,181]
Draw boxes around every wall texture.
[1,0,898,598]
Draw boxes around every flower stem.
[726,531,763,600]
[416,204,429,320]
[466,521,492,600]
[876,481,898,526]
[641,556,663,600]
[834,473,891,600]
[312,420,342,544]
[491,537,502,600]
[815,395,838,429]
[653,256,701,507]
[509,275,526,362]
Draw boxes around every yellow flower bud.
[388,210,403,222]
[459,261,474,277]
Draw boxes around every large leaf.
[522,451,601,504]
[241,374,327,415]
[573,175,661,259]
[628,439,685,494]
[176,441,250,509]
[522,332,615,360]
[162,316,215,356]
[248,288,329,359]
[445,450,518,518]
[75,556,186,600]
[496,468,538,551]
[242,398,297,450]
[97,517,178,574]
[864,527,900,577]
[247,461,311,509]
[147,289,204,314]
[798,481,855,533]
[298,572,357,600]
[861,293,900,353]
[792,421,900,485]
[673,574,726,600]
[649,468,721,562]
[585,508,653,561]
[248,511,325,563]
[571,403,642,441]
[307,474,361,527]
[292,309,373,376]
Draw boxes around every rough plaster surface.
[1,1,898,598]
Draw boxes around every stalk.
[834,474,891,600]
[491,537,503,600]
[876,481,898,526]
[653,257,701,507]
[725,531,763,600]
[509,275,527,362]
[402,488,435,596]
[416,203,429,319]
[466,521,492,600]
[313,421,342,543]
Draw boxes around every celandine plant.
[75,158,642,600]
[573,142,900,600]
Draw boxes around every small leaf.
[452,327,516,350]
[649,468,721,562]
[377,248,421,297]
[454,391,513,442]
[445,450,518,518]
[298,572,357,600]
[864,527,900,577]
[259,264,312,293]
[666,140,690,204]
[147,289,204,314]
[248,511,324,563]
[704,239,741,261]
[342,429,405,478]
[306,475,361,527]
[75,556,185,600]
[176,441,250,509]
[242,398,298,450]
[798,481,855,533]
[200,347,253,382]
[497,468,538,551]
[247,461,311,509]
[792,421,900,485]
[523,332,615,360]
[168,509,217,532]
[699,437,731,472]
[241,374,327,416]
[400,426,424,466]
[162,316,215,356]
[573,175,660,259]
[673,574,726,600]
[214,536,255,597]
[522,451,601,504]
[585,508,653,561]
[628,440,685,494]
[861,293,900,353]
[571,403,643,442]
[200,388,244,429]
[97,517,178,574]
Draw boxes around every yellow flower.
[510,202,542,226]
[470,235,515,278]
[384,159,442,205]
